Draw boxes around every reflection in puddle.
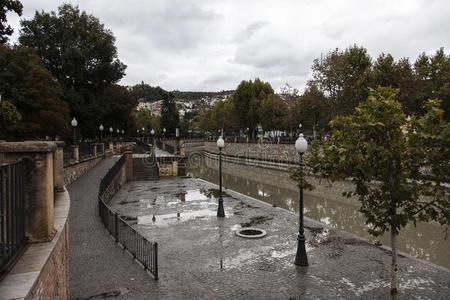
[139,208,218,226]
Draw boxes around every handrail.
[97,156,158,280]
[0,160,26,278]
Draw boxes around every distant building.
[136,98,162,116]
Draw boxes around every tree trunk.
[390,225,398,294]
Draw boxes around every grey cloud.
[6,0,450,91]
[233,21,270,43]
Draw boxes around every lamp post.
[99,124,104,141]
[151,128,155,146]
[71,117,78,143]
[142,127,145,142]
[217,136,225,217]
[137,129,140,139]
[294,131,308,266]
[109,127,113,141]
[121,129,125,140]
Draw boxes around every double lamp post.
[214,130,309,267]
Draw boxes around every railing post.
[71,144,79,163]
[114,212,118,242]
[154,242,158,280]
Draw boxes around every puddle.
[138,208,218,226]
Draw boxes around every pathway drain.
[235,227,267,239]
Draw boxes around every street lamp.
[109,126,113,141]
[294,131,308,266]
[99,124,104,141]
[71,117,78,143]
[217,136,225,218]
[151,128,155,146]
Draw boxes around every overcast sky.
[7,0,450,92]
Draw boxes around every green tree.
[133,109,160,134]
[19,4,130,137]
[311,45,372,116]
[130,82,167,102]
[372,54,418,116]
[0,0,22,43]
[0,100,21,139]
[259,94,287,131]
[0,44,70,139]
[161,92,179,136]
[308,87,449,294]
[294,83,329,137]
[233,78,274,138]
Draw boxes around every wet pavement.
[109,177,450,299]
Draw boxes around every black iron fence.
[96,143,104,156]
[98,156,158,280]
[79,143,94,160]
[0,160,26,276]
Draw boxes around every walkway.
[67,157,161,299]
[110,177,450,300]
[67,156,450,299]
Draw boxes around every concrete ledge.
[0,189,70,300]
[0,141,57,153]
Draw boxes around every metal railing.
[0,160,26,276]
[96,144,104,156]
[63,149,72,166]
[79,143,94,159]
[98,156,158,280]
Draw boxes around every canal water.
[187,155,450,269]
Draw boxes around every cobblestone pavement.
[109,177,450,300]
[68,157,163,299]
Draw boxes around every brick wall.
[63,156,104,186]
[26,224,69,299]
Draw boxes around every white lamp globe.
[295,133,308,154]
[151,129,155,135]
[121,130,124,134]
[217,136,225,149]
[163,128,166,133]
[99,124,104,131]
[116,128,119,133]
[109,127,113,133]
[71,117,78,127]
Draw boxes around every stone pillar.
[54,141,65,192]
[0,142,57,242]
[71,145,79,162]
[162,140,166,150]
[101,143,105,155]
[109,142,114,153]
[172,161,178,176]
[92,144,97,157]
[124,150,133,181]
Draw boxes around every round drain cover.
[235,227,267,239]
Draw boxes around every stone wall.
[204,141,297,164]
[26,224,69,299]
[63,156,104,186]
[102,165,126,204]
[0,189,70,300]
[203,153,357,205]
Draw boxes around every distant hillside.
[129,82,233,102]
[173,90,234,101]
